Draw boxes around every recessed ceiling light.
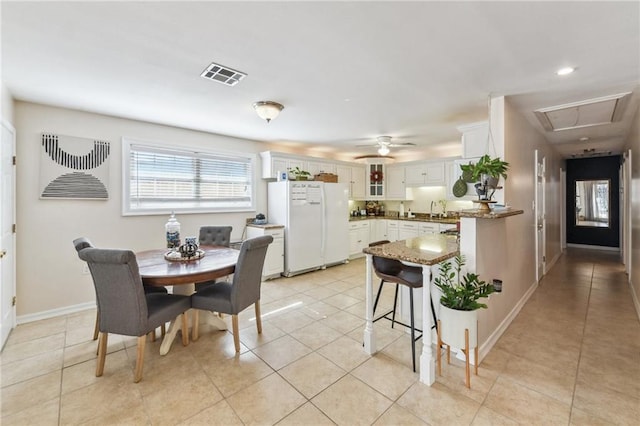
[556,67,575,76]
[579,137,589,142]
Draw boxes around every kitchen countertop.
[246,223,285,229]
[458,209,524,219]
[362,234,459,266]
[349,215,459,225]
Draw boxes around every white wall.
[1,83,14,124]
[15,102,270,318]
[625,104,640,316]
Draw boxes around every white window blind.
[123,141,254,214]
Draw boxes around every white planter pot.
[439,304,478,350]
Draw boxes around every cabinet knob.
[0,250,6,259]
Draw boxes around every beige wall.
[626,104,640,314]
[15,102,270,318]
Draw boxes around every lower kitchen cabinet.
[398,221,419,240]
[246,225,284,279]
[349,221,370,258]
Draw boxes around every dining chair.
[195,226,233,291]
[77,246,191,382]
[73,237,167,341]
[191,235,273,352]
[369,240,438,372]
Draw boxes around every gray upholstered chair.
[73,237,167,341]
[191,235,273,352]
[369,240,437,372]
[77,246,191,382]
[195,226,233,291]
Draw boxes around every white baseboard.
[478,278,539,362]
[630,280,640,323]
[545,251,561,274]
[17,302,96,325]
[566,243,620,252]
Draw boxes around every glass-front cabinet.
[368,163,384,199]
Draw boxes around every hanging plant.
[370,170,383,183]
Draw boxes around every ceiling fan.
[357,136,416,156]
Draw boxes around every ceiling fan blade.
[355,143,378,147]
[389,142,416,147]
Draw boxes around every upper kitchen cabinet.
[307,160,336,177]
[457,121,489,159]
[385,164,407,199]
[336,164,366,199]
[405,161,445,186]
[260,151,307,179]
[367,163,384,199]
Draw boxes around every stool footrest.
[376,312,423,341]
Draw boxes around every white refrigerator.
[267,181,349,276]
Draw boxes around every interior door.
[1,120,16,349]
[534,150,546,283]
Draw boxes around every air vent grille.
[200,62,246,86]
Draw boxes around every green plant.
[434,255,495,311]
[460,155,509,182]
[289,166,311,180]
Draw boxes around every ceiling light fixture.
[377,144,390,156]
[556,67,575,76]
[253,101,284,123]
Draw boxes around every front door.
[1,120,16,349]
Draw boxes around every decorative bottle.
[399,201,405,218]
[165,212,181,249]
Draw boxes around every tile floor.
[1,248,639,425]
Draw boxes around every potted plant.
[289,166,311,181]
[433,254,495,387]
[460,154,509,187]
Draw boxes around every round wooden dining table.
[136,245,240,355]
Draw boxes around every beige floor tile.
[317,335,371,371]
[189,329,251,366]
[373,404,427,425]
[61,348,130,395]
[323,292,362,310]
[1,348,63,387]
[470,406,518,425]
[289,321,343,350]
[252,334,312,370]
[380,334,422,371]
[65,308,97,329]
[435,353,496,403]
[264,309,316,333]
[81,404,150,426]
[302,301,340,320]
[277,401,336,425]
[577,347,640,399]
[1,370,61,417]
[143,370,223,426]
[352,353,418,400]
[4,316,67,346]
[312,374,392,425]
[397,381,480,425]
[573,377,640,425]
[178,399,244,425]
[304,285,339,301]
[326,279,359,292]
[0,332,65,365]
[62,335,124,368]
[347,321,405,350]
[226,373,306,425]
[483,377,571,425]
[569,407,617,425]
[320,310,364,334]
[238,321,287,350]
[279,352,346,398]
[203,351,274,398]
[0,396,59,426]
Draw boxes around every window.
[122,138,255,215]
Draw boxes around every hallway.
[1,248,639,424]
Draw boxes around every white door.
[534,150,546,283]
[1,120,16,348]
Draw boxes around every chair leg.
[437,319,442,376]
[161,323,166,337]
[134,335,146,383]
[181,313,189,346]
[93,311,100,341]
[255,301,263,334]
[96,332,108,377]
[372,279,385,317]
[192,310,200,341]
[150,330,156,342]
[390,284,399,329]
[231,315,240,353]
[409,287,416,373]
[430,297,438,332]
[474,346,479,376]
[464,328,470,389]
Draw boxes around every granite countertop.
[363,234,459,266]
[458,209,524,219]
[349,216,459,225]
[246,223,285,229]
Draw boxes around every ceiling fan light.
[253,101,284,123]
[556,67,575,76]
[378,145,390,156]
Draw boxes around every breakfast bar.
[363,234,459,385]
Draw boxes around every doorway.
[1,119,16,349]
[566,156,621,248]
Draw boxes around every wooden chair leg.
[150,330,156,342]
[446,344,451,364]
[181,313,189,346]
[232,315,240,353]
[255,301,262,334]
[93,311,100,341]
[134,335,146,383]
[96,332,108,377]
[436,320,442,376]
[161,323,166,337]
[474,346,479,376]
[464,328,470,389]
[192,310,200,341]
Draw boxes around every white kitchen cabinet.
[385,165,407,199]
[337,165,366,199]
[260,151,308,180]
[387,220,399,241]
[349,221,370,258]
[405,161,445,186]
[367,163,385,199]
[419,222,439,236]
[398,221,419,240]
[307,160,336,177]
[372,219,387,242]
[457,121,489,159]
[246,225,284,279]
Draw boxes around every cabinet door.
[386,166,406,199]
[387,220,399,241]
[351,166,366,199]
[367,164,384,199]
[308,161,336,177]
[374,219,387,242]
[405,164,425,185]
[357,224,370,251]
[459,121,489,159]
[263,237,284,277]
[349,228,360,256]
[399,222,419,240]
[424,162,445,185]
[419,223,439,236]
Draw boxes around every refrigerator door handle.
[320,184,326,261]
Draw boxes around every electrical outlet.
[82,264,90,275]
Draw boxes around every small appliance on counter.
[253,213,267,225]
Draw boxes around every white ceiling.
[2,1,639,160]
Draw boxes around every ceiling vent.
[200,62,246,86]
[534,92,631,132]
